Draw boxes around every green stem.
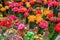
[46,31,58,40]
[24,18,28,24]
[49,22,56,33]
[3,11,6,17]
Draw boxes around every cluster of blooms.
[0,4,9,12]
[0,0,60,40]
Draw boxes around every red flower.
[5,20,12,28]
[14,20,21,26]
[18,2,23,7]
[47,13,53,18]
[35,10,42,14]
[53,1,58,7]
[5,1,9,5]
[18,9,22,13]
[57,18,60,22]
[9,5,13,9]
[55,23,60,33]
[24,12,29,17]
[0,20,7,26]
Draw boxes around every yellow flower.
[0,7,6,12]
[0,4,2,7]
[0,13,3,17]
[39,37,43,40]
[21,0,25,2]
[5,6,9,9]
[26,2,31,8]
[2,17,6,20]
[34,34,43,40]
[34,35,39,38]
[28,15,36,22]
[58,12,60,18]
[36,14,43,24]
[43,10,52,16]
[39,34,43,40]
[33,0,36,2]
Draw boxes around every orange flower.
[36,14,43,24]
[43,9,52,16]
[5,6,9,9]
[0,4,2,7]
[26,2,31,7]
[28,15,36,22]
[0,7,6,12]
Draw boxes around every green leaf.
[49,22,56,33]
[37,27,44,34]
[29,22,35,29]
[46,31,58,40]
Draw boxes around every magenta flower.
[24,12,29,17]
[48,2,53,7]
[8,15,17,20]
[12,7,18,12]
[39,20,48,29]
[18,24,25,30]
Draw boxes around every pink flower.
[53,1,58,7]
[37,0,42,4]
[13,3,19,7]
[39,20,48,29]
[24,12,29,17]
[12,1,15,6]
[18,2,23,6]
[18,24,25,30]
[23,8,28,13]
[12,7,18,12]
[8,15,17,20]
[48,2,53,7]
[49,17,57,22]
[28,7,33,12]
[30,0,35,4]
